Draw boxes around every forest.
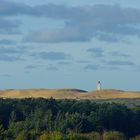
[0,98,140,140]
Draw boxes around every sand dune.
[0,89,140,99]
[0,89,87,99]
[81,89,140,99]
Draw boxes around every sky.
[0,0,140,91]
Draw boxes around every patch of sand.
[81,89,140,99]
[0,89,140,99]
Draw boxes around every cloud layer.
[31,51,71,61]
[24,4,140,43]
[0,46,27,61]
[1,1,140,42]
[0,18,20,34]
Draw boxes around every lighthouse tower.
[97,81,102,91]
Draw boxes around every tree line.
[0,98,140,140]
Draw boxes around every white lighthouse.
[97,81,102,91]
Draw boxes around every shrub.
[66,132,89,140]
[50,132,64,140]
[15,132,28,140]
[86,132,102,140]
[131,135,140,140]
[40,133,50,140]
[103,131,126,140]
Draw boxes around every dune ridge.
[0,89,140,99]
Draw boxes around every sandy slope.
[80,89,140,99]
[0,89,140,99]
[0,89,87,99]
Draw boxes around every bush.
[0,124,5,140]
[40,133,50,140]
[66,132,89,140]
[15,132,28,140]
[131,135,140,140]
[50,132,64,140]
[86,132,102,140]
[103,131,126,140]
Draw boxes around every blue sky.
[0,0,140,91]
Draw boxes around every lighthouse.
[97,81,102,91]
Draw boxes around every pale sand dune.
[0,89,140,99]
[81,90,140,99]
[0,89,87,99]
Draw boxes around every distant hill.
[0,89,140,99]
[0,89,87,99]
[80,89,140,99]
